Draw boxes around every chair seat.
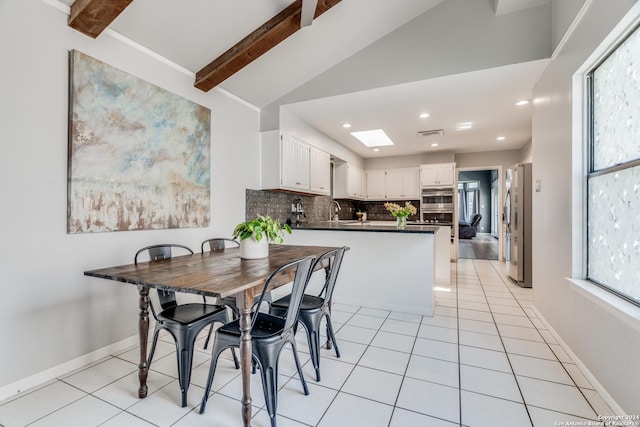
[271,294,324,311]
[158,303,227,325]
[218,313,286,339]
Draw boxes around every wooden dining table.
[84,243,338,427]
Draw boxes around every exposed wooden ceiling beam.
[195,0,341,92]
[68,0,134,39]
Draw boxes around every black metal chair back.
[316,247,347,309]
[134,244,194,311]
[133,243,238,408]
[253,255,315,335]
[200,238,239,253]
[269,246,348,382]
[199,255,316,427]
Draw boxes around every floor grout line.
[2,261,614,427]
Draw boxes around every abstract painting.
[67,50,210,233]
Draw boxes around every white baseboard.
[0,335,138,402]
[531,306,626,415]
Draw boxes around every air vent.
[418,129,444,138]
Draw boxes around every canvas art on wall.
[67,50,210,233]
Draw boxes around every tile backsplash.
[245,189,420,224]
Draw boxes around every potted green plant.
[232,215,292,259]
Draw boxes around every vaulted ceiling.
[60,0,555,158]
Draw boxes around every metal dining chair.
[269,247,347,381]
[135,243,239,407]
[200,238,240,349]
[200,237,273,349]
[199,256,316,427]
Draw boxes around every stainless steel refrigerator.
[506,163,532,288]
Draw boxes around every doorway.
[457,167,501,260]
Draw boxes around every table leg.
[137,285,150,398]
[237,289,254,427]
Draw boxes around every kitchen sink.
[324,220,362,224]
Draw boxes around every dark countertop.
[291,221,442,234]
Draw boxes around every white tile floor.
[0,259,622,426]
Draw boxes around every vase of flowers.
[232,215,292,259]
[384,202,416,229]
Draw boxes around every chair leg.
[146,328,162,367]
[307,328,321,382]
[290,340,309,395]
[325,314,341,358]
[203,324,214,350]
[175,332,196,408]
[230,348,240,369]
[200,344,226,414]
[259,364,279,427]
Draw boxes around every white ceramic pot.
[239,234,269,259]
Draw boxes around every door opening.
[457,168,501,261]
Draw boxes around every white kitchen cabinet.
[366,167,420,200]
[334,163,365,199]
[309,147,330,195]
[420,163,455,187]
[261,131,330,195]
[281,133,309,191]
[388,168,420,199]
[366,170,386,199]
[404,167,421,198]
[384,169,404,199]
[348,164,366,199]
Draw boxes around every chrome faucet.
[329,200,341,221]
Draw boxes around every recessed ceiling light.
[350,129,394,147]
[455,122,473,131]
[419,113,430,119]
[342,123,352,128]
[373,148,380,152]
[431,143,439,147]
[515,99,530,106]
[496,136,506,141]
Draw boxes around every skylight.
[350,129,394,147]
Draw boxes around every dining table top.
[84,244,340,298]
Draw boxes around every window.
[458,181,479,222]
[586,24,640,306]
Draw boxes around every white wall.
[0,0,260,391]
[455,149,522,172]
[279,108,364,168]
[262,0,553,130]
[519,140,533,163]
[364,152,455,170]
[532,0,639,414]
[552,0,588,50]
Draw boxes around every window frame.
[585,22,640,307]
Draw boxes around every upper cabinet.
[334,163,365,200]
[420,163,456,187]
[309,147,330,195]
[261,131,330,195]
[366,167,420,200]
[365,169,386,200]
[280,133,309,191]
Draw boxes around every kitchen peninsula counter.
[292,221,441,233]
[281,221,451,316]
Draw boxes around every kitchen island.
[281,221,450,316]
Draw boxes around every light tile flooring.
[0,260,620,426]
